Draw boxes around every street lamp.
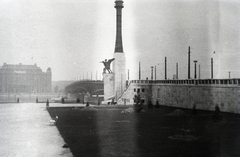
[199,64,201,79]
[176,62,178,80]
[151,66,154,80]
[139,62,141,80]
[155,65,156,80]
[165,57,167,80]
[194,60,198,79]
[211,58,213,79]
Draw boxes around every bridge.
[64,80,104,96]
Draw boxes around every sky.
[0,0,239,81]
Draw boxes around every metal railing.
[130,78,240,86]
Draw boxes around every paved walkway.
[0,103,73,157]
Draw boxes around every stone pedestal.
[103,73,115,100]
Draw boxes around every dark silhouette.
[46,99,49,108]
[86,102,89,107]
[36,97,38,103]
[62,143,69,148]
[148,100,153,109]
[17,97,20,103]
[76,97,80,103]
[61,97,65,104]
[97,97,101,106]
[212,105,222,122]
[155,100,160,108]
[192,103,198,115]
[111,98,115,105]
[100,58,115,73]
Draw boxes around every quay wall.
[0,93,60,103]
[118,79,240,114]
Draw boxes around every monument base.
[103,73,115,101]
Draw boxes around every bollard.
[46,99,49,108]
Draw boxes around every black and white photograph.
[0,0,240,156]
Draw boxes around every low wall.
[0,93,60,103]
[118,82,240,114]
[152,84,240,114]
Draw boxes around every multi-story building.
[0,63,52,93]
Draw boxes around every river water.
[0,103,72,157]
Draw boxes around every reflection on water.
[97,109,139,157]
[96,107,240,157]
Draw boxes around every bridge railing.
[130,78,240,86]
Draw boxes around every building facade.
[0,63,52,93]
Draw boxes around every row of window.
[131,79,240,85]
[0,76,51,84]
[133,88,145,93]
[1,86,51,93]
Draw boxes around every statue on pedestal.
[100,58,115,73]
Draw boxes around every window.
[134,88,136,92]
[137,88,140,93]
[142,88,145,92]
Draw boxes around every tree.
[133,91,143,113]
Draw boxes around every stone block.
[103,73,115,100]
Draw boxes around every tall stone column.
[113,0,126,100]
[113,53,126,100]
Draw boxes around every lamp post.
[211,58,213,79]
[151,66,154,80]
[194,60,198,79]
[165,57,167,80]
[176,62,178,79]
[155,65,156,80]
[188,46,191,79]
[139,62,141,80]
[199,64,201,79]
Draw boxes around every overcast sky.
[0,0,239,81]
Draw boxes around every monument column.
[113,0,126,100]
